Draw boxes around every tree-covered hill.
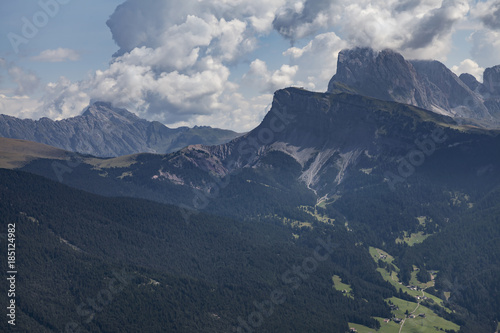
[0,169,397,332]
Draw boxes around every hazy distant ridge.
[0,101,241,157]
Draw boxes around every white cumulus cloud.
[0,94,41,119]
[272,0,339,42]
[469,29,500,67]
[451,59,485,82]
[8,66,40,96]
[244,59,298,93]
[31,48,80,63]
[284,32,349,90]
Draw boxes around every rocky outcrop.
[328,48,429,108]
[410,60,490,119]
[328,47,500,126]
[459,73,482,92]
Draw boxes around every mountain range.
[11,87,497,209]
[1,48,499,161]
[1,47,500,332]
[0,101,241,157]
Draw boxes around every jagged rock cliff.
[328,47,500,126]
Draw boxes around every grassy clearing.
[404,315,459,333]
[299,205,335,224]
[0,136,139,170]
[344,248,460,332]
[376,268,399,284]
[118,171,133,179]
[282,217,313,229]
[410,269,434,290]
[316,200,327,209]
[388,297,419,318]
[396,231,431,246]
[380,267,447,310]
[350,311,459,333]
[374,318,401,333]
[360,168,373,175]
[85,154,139,169]
[348,320,398,333]
[369,248,451,312]
[387,297,460,333]
[369,246,396,265]
[0,137,68,169]
[417,216,427,226]
[332,275,354,299]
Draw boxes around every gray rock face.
[328,48,429,108]
[459,73,481,91]
[328,47,500,126]
[410,60,491,119]
[0,102,241,157]
[179,87,460,197]
[483,65,500,96]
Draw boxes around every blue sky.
[1,0,500,132]
[0,1,122,84]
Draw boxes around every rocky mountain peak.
[82,101,141,124]
[459,73,481,91]
[328,47,499,126]
[329,48,430,109]
[0,103,241,157]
